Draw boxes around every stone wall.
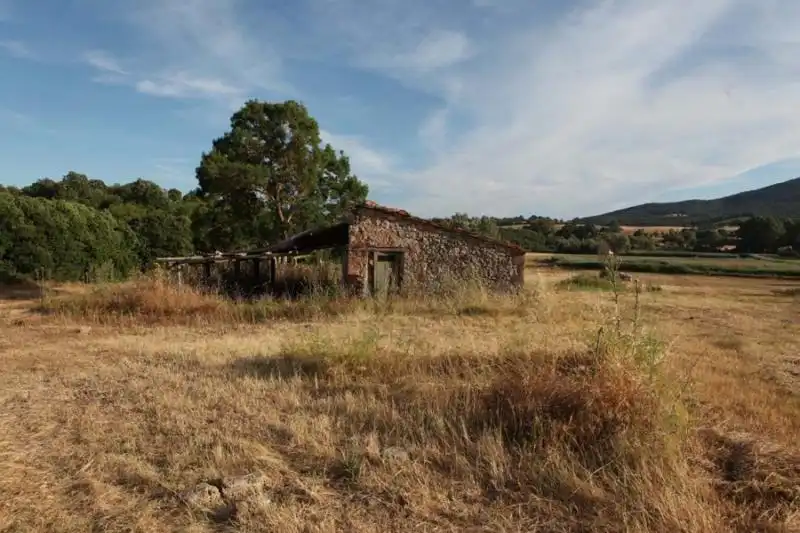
[345,211,525,294]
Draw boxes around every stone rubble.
[180,473,271,521]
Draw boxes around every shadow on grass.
[455,305,503,317]
[772,287,800,297]
[230,352,330,380]
[0,281,50,301]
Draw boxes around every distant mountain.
[581,177,800,227]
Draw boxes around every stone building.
[268,201,526,295]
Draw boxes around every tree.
[113,178,171,210]
[0,192,137,281]
[629,232,656,251]
[778,218,800,249]
[736,216,785,253]
[196,99,369,249]
[694,229,725,252]
[526,217,556,235]
[603,232,631,254]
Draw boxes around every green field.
[528,252,800,278]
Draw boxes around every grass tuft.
[557,273,618,291]
[37,270,542,326]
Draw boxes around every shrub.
[557,273,617,291]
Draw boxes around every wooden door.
[369,252,402,297]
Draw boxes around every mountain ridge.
[580,177,800,226]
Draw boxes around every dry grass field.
[538,224,690,234]
[619,225,684,235]
[620,225,739,235]
[0,269,798,532]
[507,223,740,235]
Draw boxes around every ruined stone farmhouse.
[267,201,526,295]
[156,202,526,296]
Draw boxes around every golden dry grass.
[545,224,690,235]
[619,225,685,235]
[0,270,798,532]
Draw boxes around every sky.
[1,0,800,219]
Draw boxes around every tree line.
[0,100,369,282]
[433,214,800,257]
[1,99,798,283]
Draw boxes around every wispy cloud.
[136,74,240,100]
[320,130,398,191]
[75,0,800,216]
[418,108,449,152]
[144,2,284,91]
[0,40,34,59]
[150,157,194,188]
[82,1,291,114]
[311,0,800,217]
[0,108,56,135]
[84,49,126,75]
[373,30,473,74]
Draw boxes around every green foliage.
[0,99,373,282]
[195,99,369,250]
[736,216,786,253]
[556,273,616,291]
[0,192,137,281]
[435,213,501,239]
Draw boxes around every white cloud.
[327,0,800,217]
[385,30,473,73]
[320,130,397,191]
[76,0,800,216]
[83,0,290,110]
[126,0,289,97]
[0,40,34,59]
[418,108,449,152]
[136,74,240,99]
[84,49,126,75]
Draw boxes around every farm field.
[528,251,800,278]
[0,272,798,532]
[619,225,684,235]
[505,224,739,235]
[616,225,739,235]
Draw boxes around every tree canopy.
[196,100,368,250]
[0,99,373,281]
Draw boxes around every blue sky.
[1,0,800,218]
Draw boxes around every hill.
[581,177,800,226]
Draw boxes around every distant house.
[268,201,526,295]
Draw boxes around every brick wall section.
[345,210,525,294]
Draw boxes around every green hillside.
[581,177,800,226]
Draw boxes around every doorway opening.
[368,250,403,297]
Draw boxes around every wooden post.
[269,257,277,284]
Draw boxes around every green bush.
[0,192,138,282]
[557,273,617,291]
